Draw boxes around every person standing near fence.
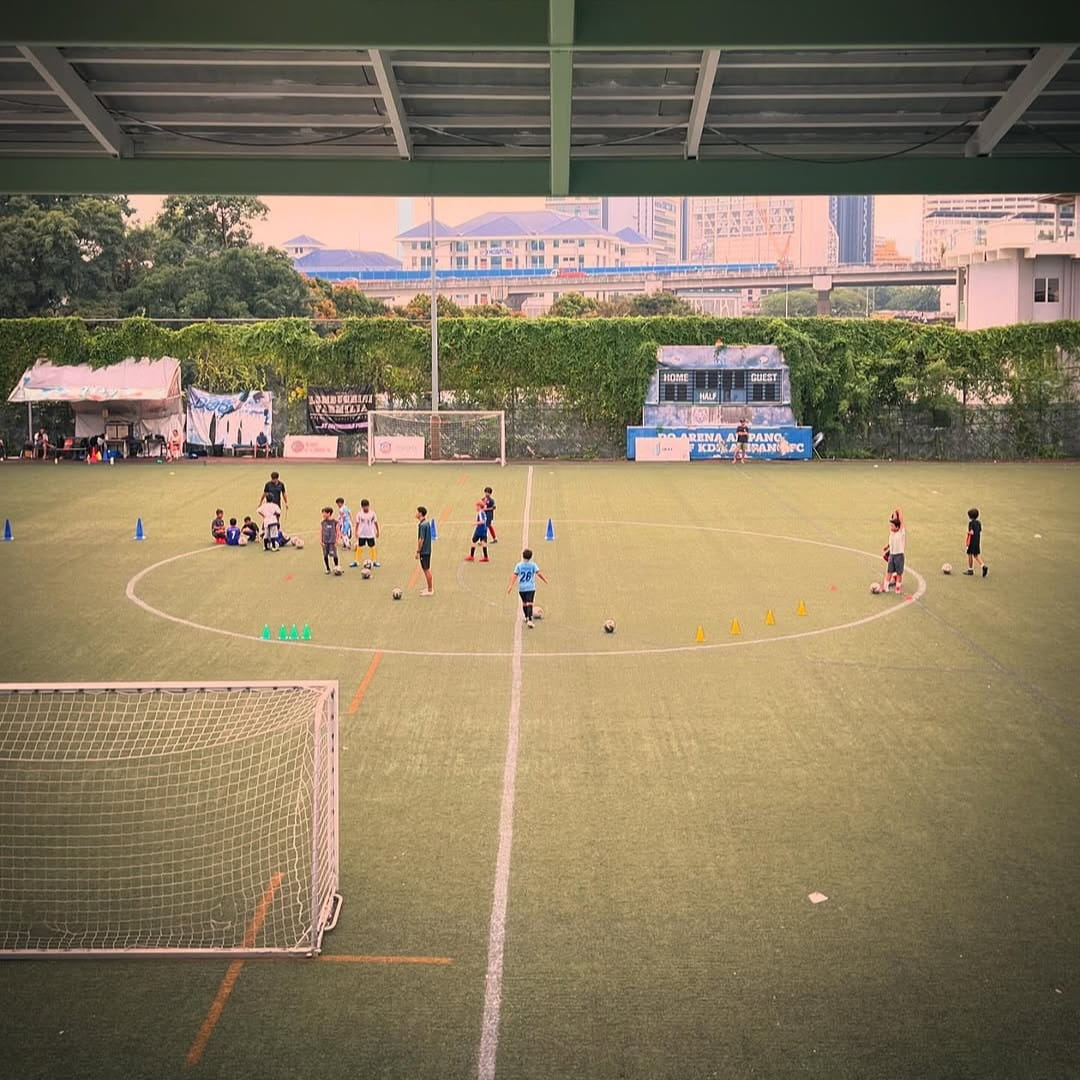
[733,418,749,464]
[415,506,434,596]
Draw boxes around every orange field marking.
[407,501,455,590]
[185,872,283,1068]
[320,954,452,965]
[457,472,467,486]
[347,652,383,715]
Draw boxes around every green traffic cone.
[301,624,311,640]
[279,624,287,641]
[261,624,271,640]
[289,624,299,641]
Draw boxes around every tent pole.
[27,402,32,444]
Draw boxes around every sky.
[129,193,928,259]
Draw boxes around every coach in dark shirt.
[260,471,288,511]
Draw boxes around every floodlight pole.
[430,195,439,412]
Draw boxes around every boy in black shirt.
[320,507,342,576]
[964,508,987,577]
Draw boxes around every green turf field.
[1,457,1078,1080]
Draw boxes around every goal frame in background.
[367,409,506,466]
[0,681,340,959]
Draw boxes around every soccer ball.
[238,534,248,546]
[531,606,544,620]
[603,619,616,634]
[333,567,344,576]
[360,568,372,579]
[942,563,953,575]
[293,536,305,549]
[392,587,403,600]
[362,559,373,571]
[870,582,883,594]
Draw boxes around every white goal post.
[0,681,340,958]
[368,409,505,466]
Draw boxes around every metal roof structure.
[1,2,1079,197]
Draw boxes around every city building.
[544,196,682,263]
[282,234,325,260]
[873,237,912,265]
[829,196,874,264]
[921,194,1074,265]
[291,241,402,278]
[396,210,659,273]
[685,196,837,269]
[942,194,1080,329]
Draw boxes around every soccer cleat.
[373,561,380,567]
[420,589,434,596]
[464,556,475,562]
[349,561,359,568]
[479,557,490,563]
[964,569,974,575]
[324,569,331,575]
[490,538,498,543]
[527,619,534,628]
[982,565,988,577]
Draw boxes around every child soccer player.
[733,417,750,464]
[886,507,906,594]
[335,497,353,556]
[507,548,548,628]
[964,508,987,576]
[211,509,227,544]
[241,515,259,544]
[258,499,286,551]
[415,506,433,595]
[482,487,498,542]
[320,507,341,576]
[354,499,380,567]
[224,517,241,546]
[465,501,490,562]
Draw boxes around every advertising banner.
[307,387,374,433]
[627,426,813,460]
[283,435,339,459]
[372,435,425,461]
[186,388,272,449]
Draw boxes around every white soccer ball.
[392,587,403,600]
[333,567,344,576]
[870,582,883,594]
[238,535,248,546]
[360,568,372,579]
[941,563,953,575]
[531,606,544,620]
[293,537,305,549]
[362,559,373,571]
[603,619,616,634]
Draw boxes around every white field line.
[125,521,925,659]
[476,464,532,1080]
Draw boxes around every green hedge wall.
[1,316,1077,445]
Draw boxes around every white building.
[544,196,682,263]
[942,195,1080,329]
[921,195,1061,265]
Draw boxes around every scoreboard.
[658,366,782,405]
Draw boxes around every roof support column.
[685,49,720,159]
[549,0,575,196]
[369,49,413,159]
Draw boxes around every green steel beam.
[1,155,1079,197]
[3,0,1077,49]
[549,0,575,198]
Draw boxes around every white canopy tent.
[8,357,184,444]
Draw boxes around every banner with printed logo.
[186,388,272,449]
[627,425,813,460]
[307,387,374,433]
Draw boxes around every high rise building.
[544,196,682,263]
[829,196,874,264]
[685,196,837,269]
[921,194,1059,264]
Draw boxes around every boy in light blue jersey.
[335,497,352,554]
[506,548,548,628]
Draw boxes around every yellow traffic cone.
[695,625,705,643]
[765,609,776,625]
[730,617,741,635]
[796,600,808,616]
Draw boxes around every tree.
[155,196,270,253]
[873,285,940,312]
[393,293,463,319]
[462,302,514,317]
[547,292,599,318]
[307,278,390,318]
[759,289,818,317]
[626,291,696,317]
[0,195,137,317]
[121,246,312,319]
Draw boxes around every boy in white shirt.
[886,508,906,595]
[353,499,380,567]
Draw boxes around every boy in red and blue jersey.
[465,501,490,562]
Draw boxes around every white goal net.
[368,409,505,465]
[0,682,340,958]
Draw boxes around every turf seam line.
[347,652,382,715]
[477,463,532,1080]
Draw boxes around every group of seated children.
[211,509,263,547]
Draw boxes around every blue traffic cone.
[545,518,555,541]
[429,517,438,541]
[134,518,146,541]
[2,518,12,542]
